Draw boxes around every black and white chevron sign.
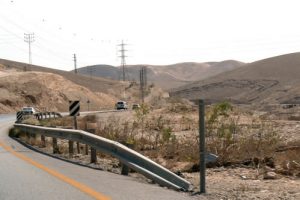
[16,111,23,122]
[69,101,80,116]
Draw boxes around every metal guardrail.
[34,112,62,120]
[14,123,193,191]
[16,111,62,123]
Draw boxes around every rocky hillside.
[76,60,244,90]
[0,69,117,113]
[0,59,124,95]
[170,52,300,105]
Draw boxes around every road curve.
[0,114,197,200]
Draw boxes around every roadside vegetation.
[11,99,300,179]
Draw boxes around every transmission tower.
[73,54,77,74]
[118,40,128,81]
[24,33,35,65]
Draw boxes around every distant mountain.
[76,60,244,90]
[170,52,300,104]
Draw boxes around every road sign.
[69,101,80,116]
[16,111,23,122]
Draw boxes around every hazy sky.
[1,0,300,71]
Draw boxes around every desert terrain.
[15,101,300,200]
[2,54,300,199]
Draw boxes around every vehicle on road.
[115,101,128,110]
[22,107,37,115]
[132,103,140,110]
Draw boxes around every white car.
[115,101,128,110]
[22,107,37,115]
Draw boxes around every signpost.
[69,100,80,155]
[87,99,90,111]
[199,99,206,194]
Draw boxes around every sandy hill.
[0,70,117,113]
[0,59,125,94]
[170,52,300,104]
[0,59,163,113]
[76,61,244,90]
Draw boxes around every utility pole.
[73,54,77,74]
[140,66,147,103]
[118,40,127,81]
[24,33,35,71]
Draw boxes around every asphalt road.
[0,114,197,200]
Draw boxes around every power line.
[140,66,147,103]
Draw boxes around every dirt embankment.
[0,70,117,113]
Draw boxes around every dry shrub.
[287,115,300,121]
[275,140,300,176]
[20,103,297,177]
[205,102,280,167]
[166,97,196,113]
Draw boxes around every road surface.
[0,114,197,200]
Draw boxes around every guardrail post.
[41,135,46,147]
[52,137,59,154]
[74,116,80,154]
[85,144,89,155]
[69,140,74,156]
[121,163,129,175]
[91,147,97,163]
[121,142,133,176]
[89,129,97,163]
